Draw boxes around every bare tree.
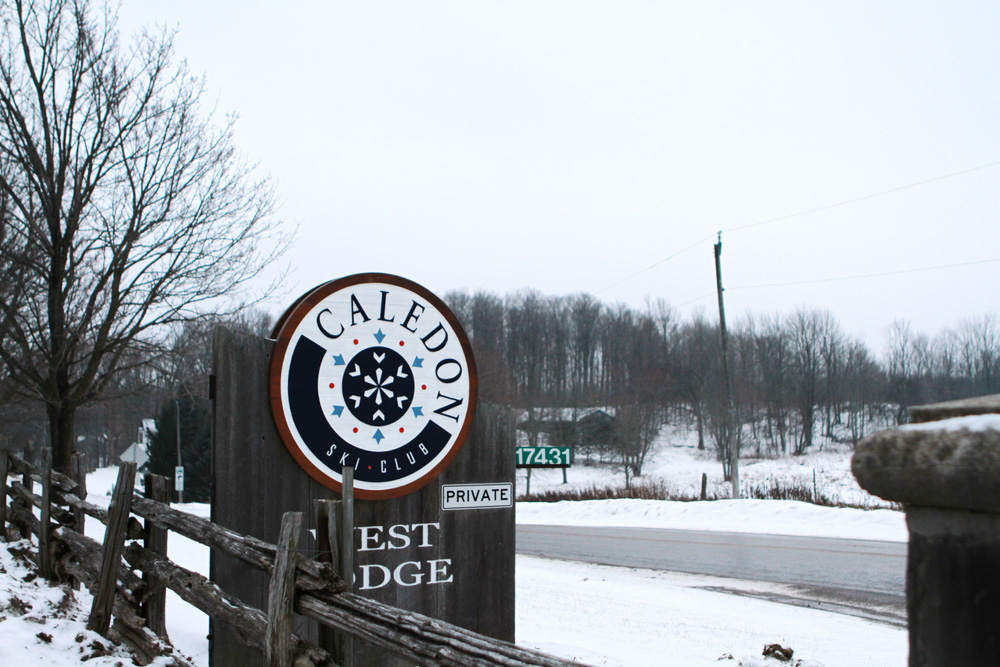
[602,305,663,486]
[884,319,918,424]
[788,309,838,454]
[469,290,514,402]
[751,313,791,454]
[646,296,678,406]
[675,314,718,451]
[955,314,1000,396]
[569,293,602,405]
[0,0,287,472]
[842,340,867,445]
[505,290,552,445]
[612,401,660,488]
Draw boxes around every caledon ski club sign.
[269,273,478,499]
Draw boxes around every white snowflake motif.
[344,347,413,425]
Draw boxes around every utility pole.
[714,233,740,499]
[175,397,184,503]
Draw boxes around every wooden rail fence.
[0,444,589,667]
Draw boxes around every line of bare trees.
[4,286,996,489]
[445,289,1000,478]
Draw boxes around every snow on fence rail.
[0,445,590,667]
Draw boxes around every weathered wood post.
[143,473,170,638]
[314,500,339,568]
[19,444,32,539]
[88,461,138,637]
[266,511,303,667]
[0,439,9,535]
[313,499,340,653]
[340,466,354,667]
[853,394,1000,667]
[67,451,89,590]
[39,448,53,578]
[213,274,516,667]
[70,452,88,533]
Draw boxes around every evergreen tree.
[147,395,212,502]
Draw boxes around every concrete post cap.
[852,415,1000,512]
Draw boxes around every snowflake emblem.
[364,364,396,406]
[342,346,414,426]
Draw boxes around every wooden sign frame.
[213,327,515,667]
[269,273,478,500]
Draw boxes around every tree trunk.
[778,410,787,454]
[799,405,814,455]
[47,402,76,474]
[695,406,705,450]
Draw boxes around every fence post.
[314,499,343,655]
[68,452,88,591]
[70,452,88,534]
[700,473,708,500]
[340,466,355,667]
[314,500,341,571]
[0,439,8,537]
[317,497,356,663]
[143,473,170,639]
[19,444,31,539]
[266,511,302,667]
[87,461,137,637]
[39,448,52,579]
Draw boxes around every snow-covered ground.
[517,435,906,543]
[511,438,906,666]
[517,497,905,542]
[0,440,908,667]
[0,536,180,666]
[515,557,905,667]
[519,422,891,509]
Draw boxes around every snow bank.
[517,498,907,542]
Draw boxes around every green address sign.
[516,446,572,468]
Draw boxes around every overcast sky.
[118,2,1000,344]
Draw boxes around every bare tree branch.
[0,0,290,470]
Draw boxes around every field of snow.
[0,439,908,667]
[519,421,891,509]
[515,557,905,667]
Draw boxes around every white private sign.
[441,483,513,510]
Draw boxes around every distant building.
[517,408,616,450]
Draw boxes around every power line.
[728,256,1000,291]
[675,291,717,308]
[594,158,1000,296]
[595,233,715,295]
[722,159,1000,235]
[669,256,1000,312]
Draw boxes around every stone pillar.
[852,394,1000,667]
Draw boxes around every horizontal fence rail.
[0,446,590,667]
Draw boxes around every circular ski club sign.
[270,274,477,499]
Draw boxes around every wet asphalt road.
[517,524,908,626]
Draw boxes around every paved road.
[517,524,908,626]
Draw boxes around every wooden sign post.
[212,274,515,667]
